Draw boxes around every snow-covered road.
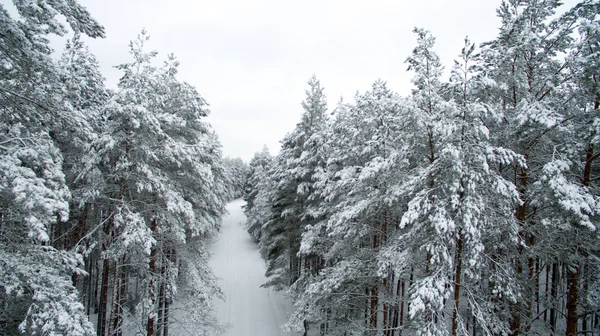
[208,200,300,336]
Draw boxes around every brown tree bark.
[566,259,579,336]
[451,235,464,336]
[566,136,596,336]
[370,283,378,334]
[511,161,528,336]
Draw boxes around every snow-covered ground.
[208,200,300,336]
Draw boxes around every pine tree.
[261,75,329,290]
[481,1,588,333]
[0,1,103,334]
[86,31,228,335]
[288,81,412,335]
[223,157,249,200]
[244,146,273,242]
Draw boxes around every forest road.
[208,199,300,336]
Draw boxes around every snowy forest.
[0,0,250,335]
[243,1,600,336]
[0,0,599,336]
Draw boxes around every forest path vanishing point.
[208,199,300,336]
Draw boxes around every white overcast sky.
[4,0,580,161]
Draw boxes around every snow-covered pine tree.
[563,4,600,333]
[223,157,249,200]
[261,75,328,290]
[443,37,523,336]
[0,1,104,334]
[88,31,228,336]
[394,29,455,335]
[480,1,588,333]
[288,81,412,335]
[54,33,110,327]
[526,2,600,335]
[243,146,273,242]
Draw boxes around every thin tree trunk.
[525,240,536,333]
[370,223,379,335]
[98,258,111,336]
[86,254,93,316]
[452,235,464,336]
[108,260,120,336]
[382,276,389,335]
[550,262,559,332]
[566,259,579,336]
[147,218,158,336]
[115,255,128,336]
[390,278,399,336]
[581,262,589,336]
[365,287,369,329]
[544,262,550,322]
[163,301,170,336]
[566,139,596,336]
[94,254,100,314]
[536,259,540,316]
[511,161,528,336]
[303,320,308,336]
[157,252,166,336]
[98,208,115,336]
[399,279,405,336]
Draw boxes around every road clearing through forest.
[208,199,300,336]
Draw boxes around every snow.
[209,200,300,336]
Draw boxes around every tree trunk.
[157,251,166,336]
[535,259,540,316]
[566,139,596,336]
[581,262,589,336]
[115,256,128,336]
[163,301,170,336]
[566,261,579,336]
[98,258,111,336]
[303,320,308,336]
[390,278,400,336]
[399,279,405,336]
[94,255,100,314]
[383,277,388,335]
[98,209,114,336]
[365,287,369,329]
[550,262,559,332]
[368,220,380,335]
[544,262,549,322]
[511,161,528,336]
[147,218,158,336]
[452,235,464,336]
[86,254,93,316]
[108,261,120,336]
